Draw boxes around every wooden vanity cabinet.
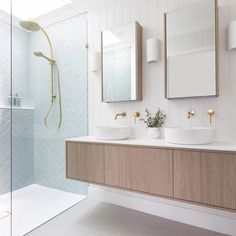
[66,142,104,184]
[66,142,173,197]
[174,150,236,210]
[104,145,173,197]
[66,141,236,211]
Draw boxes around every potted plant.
[141,108,167,139]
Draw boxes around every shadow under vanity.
[66,0,236,213]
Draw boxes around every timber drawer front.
[174,150,236,210]
[66,142,104,184]
[104,145,173,197]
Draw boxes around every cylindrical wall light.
[146,38,161,63]
[228,20,236,50]
[91,52,100,72]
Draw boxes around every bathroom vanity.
[66,137,236,212]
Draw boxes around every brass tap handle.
[208,109,215,124]
[133,112,140,123]
[115,112,126,120]
[187,110,195,119]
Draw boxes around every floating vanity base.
[66,136,236,212]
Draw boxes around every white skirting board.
[88,185,236,236]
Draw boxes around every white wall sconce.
[146,38,161,63]
[228,20,236,50]
[91,52,100,72]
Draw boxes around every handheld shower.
[34,51,55,64]
[19,19,62,129]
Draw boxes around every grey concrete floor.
[27,199,227,236]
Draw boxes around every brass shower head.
[19,19,54,61]
[19,20,41,32]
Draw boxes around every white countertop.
[65,136,236,153]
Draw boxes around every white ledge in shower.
[65,136,236,153]
[0,106,34,110]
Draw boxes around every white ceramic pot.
[147,127,161,139]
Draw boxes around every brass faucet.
[187,110,195,119]
[208,109,215,124]
[115,112,126,120]
[133,112,140,123]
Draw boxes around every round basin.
[164,127,213,145]
[96,125,131,140]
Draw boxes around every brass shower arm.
[39,26,54,61]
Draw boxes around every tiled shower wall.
[88,0,236,142]
[29,13,88,194]
[0,13,88,195]
[0,20,11,195]
[0,20,10,107]
[0,108,11,195]
[0,20,30,107]
[0,20,34,195]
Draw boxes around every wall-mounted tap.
[187,110,195,119]
[115,112,126,120]
[133,112,140,123]
[208,109,215,124]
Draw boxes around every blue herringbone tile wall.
[0,19,11,195]
[0,20,33,195]
[12,109,34,191]
[0,13,88,196]
[29,13,88,194]
[0,109,11,195]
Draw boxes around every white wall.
[88,0,236,143]
[86,1,236,234]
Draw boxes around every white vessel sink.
[95,126,131,140]
[164,127,213,145]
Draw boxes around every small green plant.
[142,108,167,128]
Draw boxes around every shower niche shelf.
[0,106,34,110]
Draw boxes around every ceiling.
[0,0,105,19]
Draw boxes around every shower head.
[19,20,41,32]
[34,51,55,64]
[19,20,55,63]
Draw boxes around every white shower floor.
[0,184,86,236]
[0,208,10,220]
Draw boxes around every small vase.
[147,127,161,139]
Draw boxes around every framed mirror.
[164,0,218,99]
[101,22,142,103]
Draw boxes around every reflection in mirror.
[165,0,218,99]
[102,22,142,102]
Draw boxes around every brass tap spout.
[187,110,195,119]
[133,112,140,123]
[115,112,126,120]
[208,109,215,124]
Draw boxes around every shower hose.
[44,62,62,129]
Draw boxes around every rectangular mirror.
[164,0,218,99]
[102,22,142,103]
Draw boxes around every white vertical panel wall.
[87,2,236,233]
[88,0,236,142]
